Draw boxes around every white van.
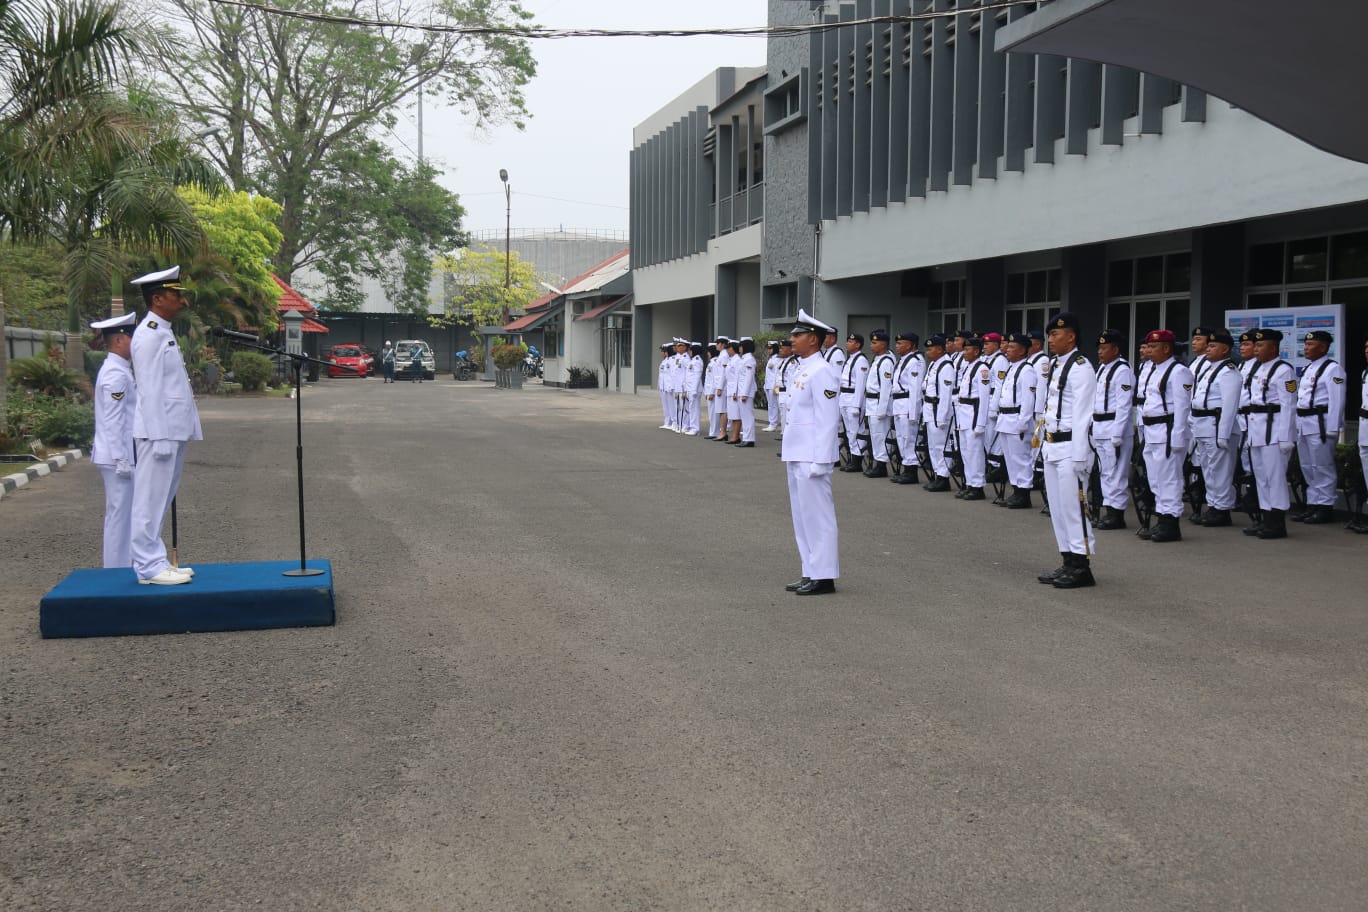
[395,340,435,381]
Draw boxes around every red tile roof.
[273,275,317,315]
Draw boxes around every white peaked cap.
[793,308,836,334]
[91,312,137,331]
[128,265,181,286]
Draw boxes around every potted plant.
[491,342,527,389]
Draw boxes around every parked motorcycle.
[521,345,544,379]
[453,350,477,381]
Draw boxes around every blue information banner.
[1225,304,1345,372]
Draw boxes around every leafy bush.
[9,355,84,396]
[84,349,108,381]
[3,388,94,448]
[492,343,527,369]
[231,351,274,391]
[566,365,598,388]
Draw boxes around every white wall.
[633,224,762,307]
[819,103,1368,280]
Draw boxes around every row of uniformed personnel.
[656,336,761,445]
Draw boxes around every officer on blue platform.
[90,313,138,568]
[1035,312,1098,589]
[1293,330,1347,524]
[128,266,201,586]
[782,309,842,597]
[1136,329,1194,543]
[862,329,896,478]
[1241,328,1298,539]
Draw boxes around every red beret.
[1144,329,1176,343]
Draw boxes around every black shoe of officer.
[1301,505,1335,524]
[1288,504,1311,522]
[1093,506,1127,530]
[1136,522,1153,540]
[905,467,919,485]
[1187,507,1205,524]
[1149,514,1183,543]
[839,462,863,473]
[1242,515,1265,536]
[890,472,917,485]
[1202,509,1232,527]
[1003,489,1033,510]
[794,578,836,596]
[863,461,888,478]
[923,476,951,492]
[960,487,986,501]
[1053,554,1096,589]
[785,576,811,592]
[1258,508,1288,539]
[1037,553,1069,584]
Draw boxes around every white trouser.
[958,429,986,487]
[130,440,187,579]
[1092,434,1134,510]
[1044,449,1095,556]
[98,465,134,569]
[1195,436,1239,510]
[1143,442,1185,518]
[926,421,951,478]
[893,414,920,467]
[841,408,864,456]
[767,396,784,430]
[1251,444,1291,511]
[659,388,672,426]
[707,396,722,437]
[733,396,755,441]
[867,414,891,462]
[684,393,700,434]
[786,462,839,580]
[1003,430,1035,489]
[1297,435,1338,507]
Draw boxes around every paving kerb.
[0,449,84,501]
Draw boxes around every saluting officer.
[862,329,896,478]
[1135,329,1194,543]
[1241,328,1298,539]
[782,309,842,597]
[1293,330,1347,524]
[921,334,957,492]
[90,313,138,568]
[993,332,1038,509]
[1188,329,1242,527]
[1090,329,1135,530]
[837,333,869,471]
[953,336,991,500]
[888,331,924,485]
[1035,313,1098,589]
[128,265,201,586]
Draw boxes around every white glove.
[1278,441,1294,455]
[1112,438,1124,450]
[1073,459,1091,482]
[151,439,175,461]
[1215,438,1228,451]
[808,462,834,478]
[972,427,985,437]
[115,458,132,478]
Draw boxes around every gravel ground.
[1,377,1365,911]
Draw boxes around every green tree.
[157,0,536,309]
[176,186,284,333]
[432,247,540,339]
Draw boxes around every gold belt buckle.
[1045,431,1056,443]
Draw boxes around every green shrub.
[9,355,83,397]
[231,351,274,391]
[84,350,108,381]
[35,399,94,447]
[492,343,526,369]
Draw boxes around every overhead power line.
[203,0,1046,39]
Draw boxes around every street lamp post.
[499,168,511,325]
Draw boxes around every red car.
[327,344,371,378]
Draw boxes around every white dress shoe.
[138,568,192,586]
[170,566,194,577]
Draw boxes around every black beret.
[847,333,864,345]
[895,331,920,344]
[1048,312,1081,333]
[870,328,889,342]
[1098,329,1125,347]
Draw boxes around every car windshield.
[333,347,360,357]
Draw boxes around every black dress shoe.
[785,576,811,592]
[1003,490,1033,510]
[1301,505,1334,524]
[734,441,755,448]
[794,578,836,596]
[863,462,888,478]
[1201,509,1232,527]
[960,487,986,501]
[838,463,863,472]
[923,476,951,492]
[890,474,916,485]
[1037,554,1069,584]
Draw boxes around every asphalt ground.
[1,376,1365,911]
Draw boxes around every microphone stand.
[214,333,358,577]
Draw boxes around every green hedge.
[231,351,274,391]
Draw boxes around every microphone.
[211,326,262,344]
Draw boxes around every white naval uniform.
[1243,358,1298,511]
[982,351,1009,455]
[130,312,203,580]
[864,351,896,464]
[711,350,732,433]
[1359,366,1368,504]
[1136,357,1194,519]
[731,352,758,441]
[683,354,704,434]
[764,354,783,430]
[954,356,992,487]
[1039,349,1098,557]
[782,353,841,581]
[838,351,869,457]
[1295,354,1347,508]
[890,352,925,469]
[1089,358,1136,511]
[776,355,799,436]
[1239,358,1257,473]
[704,355,723,437]
[1190,357,1242,511]
[91,352,137,568]
[922,354,957,479]
[822,344,847,450]
[658,357,672,427]
[993,358,1037,489]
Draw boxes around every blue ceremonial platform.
[40,560,336,638]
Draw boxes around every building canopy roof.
[996,0,1368,164]
[502,248,630,332]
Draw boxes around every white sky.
[396,0,767,238]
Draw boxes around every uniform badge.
[111,391,124,401]
[168,340,176,347]
[823,389,837,399]
[1183,384,1193,391]
[147,320,158,330]
[980,368,990,381]
[1074,356,1086,365]
[1121,384,1132,391]
[997,371,1007,380]
[1284,381,1298,393]
[883,372,892,379]
[1333,376,1345,384]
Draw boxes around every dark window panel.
[1136,256,1164,296]
[1330,231,1368,281]
[1046,268,1062,302]
[1246,292,1281,309]
[1026,269,1046,303]
[1163,299,1190,338]
[1247,242,1284,287]
[1108,259,1133,298]
[1106,302,1130,338]
[1007,272,1026,305]
[1287,237,1329,285]
[1134,300,1161,337]
[1287,288,1325,308]
[1165,252,1191,294]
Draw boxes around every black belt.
[1296,405,1328,417]
[1361,408,1368,419]
[999,405,1022,415]
[1191,408,1221,418]
[777,387,786,392]
[1092,412,1115,421]
[866,392,881,399]
[958,397,979,405]
[1245,404,1280,414]
[1141,414,1175,426]
[1133,396,1146,406]
[923,396,940,405]
[891,391,909,399]
[1044,430,1072,443]
[840,386,855,393]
